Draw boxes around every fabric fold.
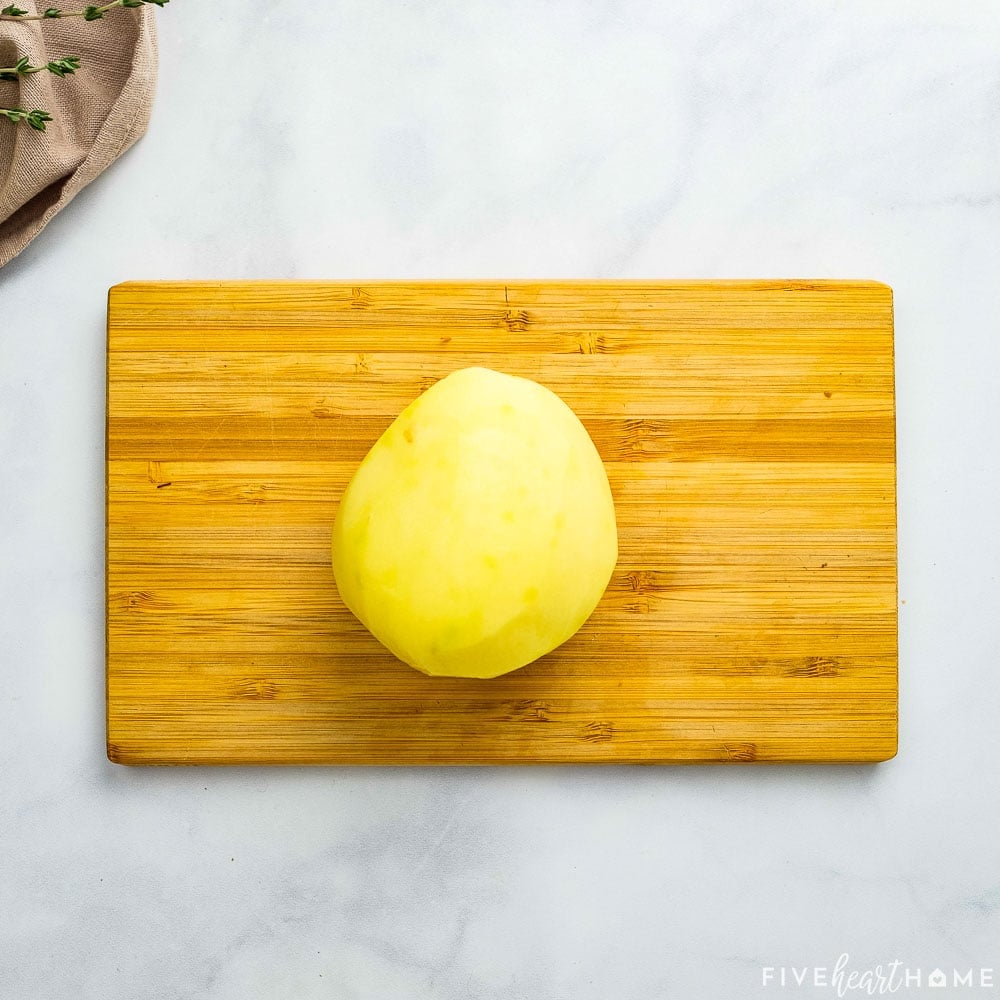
[0,4,156,268]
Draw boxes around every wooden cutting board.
[106,280,897,765]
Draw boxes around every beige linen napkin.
[0,4,156,267]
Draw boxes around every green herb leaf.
[0,57,39,80]
[47,55,81,77]
[82,5,103,19]
[26,109,53,130]
[43,7,62,16]
[1,5,30,16]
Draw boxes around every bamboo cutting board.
[107,280,897,765]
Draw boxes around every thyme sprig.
[0,55,81,80]
[1,1,167,21]
[0,107,52,129]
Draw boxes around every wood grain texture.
[106,280,897,765]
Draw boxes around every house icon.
[928,968,947,988]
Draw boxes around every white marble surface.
[2,2,1000,997]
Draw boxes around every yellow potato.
[331,367,618,678]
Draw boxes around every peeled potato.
[331,366,618,678]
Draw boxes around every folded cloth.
[0,4,156,268]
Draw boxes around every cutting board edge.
[105,742,899,767]
[108,277,894,298]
